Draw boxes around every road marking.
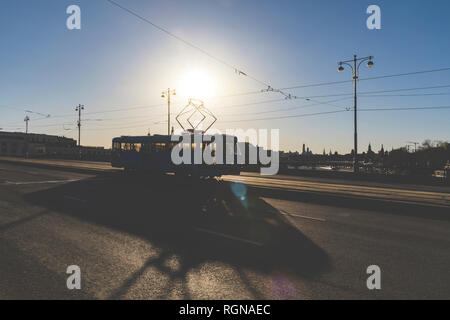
[2,179,79,185]
[63,195,87,203]
[279,210,326,222]
[195,227,263,246]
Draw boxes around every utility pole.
[75,104,84,146]
[161,88,176,135]
[338,55,374,173]
[24,116,30,134]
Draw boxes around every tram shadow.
[24,172,331,285]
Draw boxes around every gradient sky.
[1,0,450,153]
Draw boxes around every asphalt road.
[0,160,449,299]
[2,156,449,208]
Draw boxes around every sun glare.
[178,69,216,101]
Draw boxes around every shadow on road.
[23,172,331,298]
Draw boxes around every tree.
[422,139,433,149]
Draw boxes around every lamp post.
[23,116,30,158]
[161,88,176,135]
[338,55,374,173]
[24,116,30,134]
[75,104,84,146]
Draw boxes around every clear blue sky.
[1,0,449,153]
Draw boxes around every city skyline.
[1,0,450,153]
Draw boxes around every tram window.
[183,142,191,153]
[113,142,121,150]
[190,143,206,151]
[121,143,140,151]
[154,142,166,152]
[133,143,142,152]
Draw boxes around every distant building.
[379,144,385,157]
[0,131,110,160]
[0,131,75,156]
[301,143,313,156]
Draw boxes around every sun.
[178,69,216,101]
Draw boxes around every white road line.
[279,210,326,222]
[2,179,79,185]
[195,227,263,246]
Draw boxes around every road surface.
[0,159,449,299]
[1,156,449,208]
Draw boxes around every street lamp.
[337,55,374,173]
[75,104,84,146]
[161,88,176,135]
[24,116,30,134]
